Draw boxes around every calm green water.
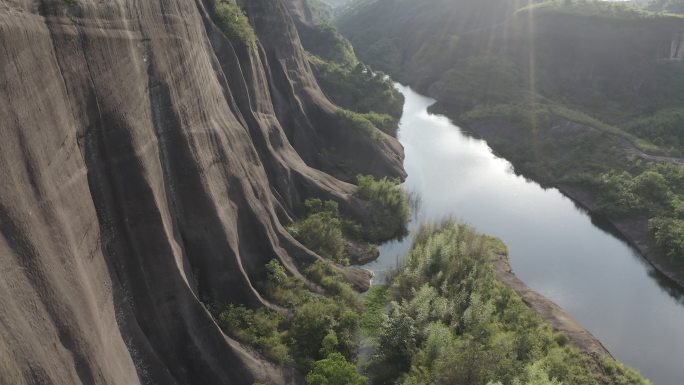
[362,84,684,385]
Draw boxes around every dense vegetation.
[216,174,408,377]
[294,0,404,134]
[365,221,649,385]
[217,258,362,372]
[288,199,349,264]
[338,0,684,261]
[312,57,403,129]
[218,304,289,363]
[287,174,409,263]
[221,220,650,385]
[214,1,257,48]
[355,175,410,241]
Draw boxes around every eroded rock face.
[0,0,403,384]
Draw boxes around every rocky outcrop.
[0,0,403,384]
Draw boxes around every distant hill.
[337,0,684,120]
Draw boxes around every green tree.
[320,330,339,357]
[288,199,347,263]
[306,353,368,385]
[650,217,684,260]
[633,171,671,212]
[356,175,410,241]
[289,300,336,361]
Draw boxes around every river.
[362,84,684,385]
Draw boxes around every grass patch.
[336,109,384,140]
[215,1,257,48]
[359,284,388,336]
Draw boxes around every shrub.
[305,261,360,309]
[261,259,312,308]
[311,59,403,132]
[215,1,256,48]
[595,171,643,216]
[301,22,357,67]
[289,300,337,363]
[650,217,684,261]
[305,353,368,385]
[217,305,290,364]
[625,108,684,155]
[355,175,410,241]
[336,109,384,140]
[288,199,347,264]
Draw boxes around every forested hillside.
[338,0,684,283]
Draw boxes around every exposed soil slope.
[0,0,403,384]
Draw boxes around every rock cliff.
[0,0,403,384]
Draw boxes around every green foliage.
[595,167,679,210]
[548,105,666,156]
[302,22,358,67]
[294,0,403,136]
[305,260,361,308]
[589,164,684,260]
[336,109,385,140]
[258,260,361,370]
[595,172,646,216]
[361,37,402,74]
[217,305,290,364]
[288,297,360,367]
[650,217,684,260]
[355,175,410,241]
[289,300,338,362]
[215,1,256,48]
[312,58,403,132]
[360,285,389,336]
[306,353,368,385]
[261,259,313,308]
[368,222,649,385]
[320,330,339,357]
[288,199,347,264]
[625,108,684,155]
[431,56,520,113]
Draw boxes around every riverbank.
[558,184,684,289]
[462,117,684,291]
[493,253,612,357]
[357,83,684,384]
[362,222,649,385]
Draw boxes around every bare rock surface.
[0,0,404,384]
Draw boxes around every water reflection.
[362,83,684,385]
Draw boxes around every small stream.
[361,84,684,385]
